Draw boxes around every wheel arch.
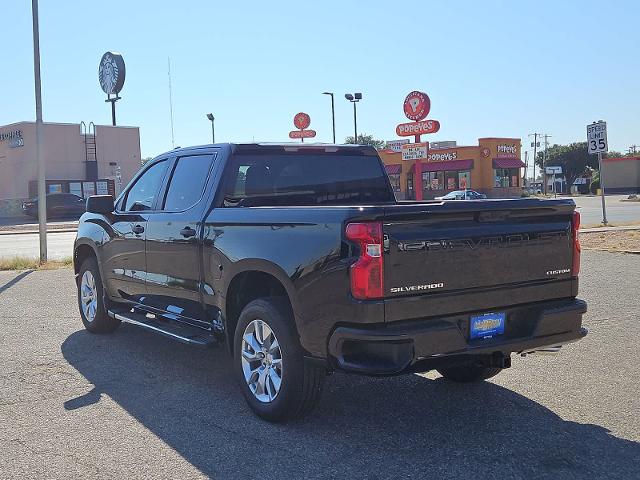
[224,263,299,356]
[73,240,99,276]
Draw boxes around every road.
[0,231,75,260]
[0,250,638,479]
[572,194,640,226]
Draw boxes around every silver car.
[434,190,487,200]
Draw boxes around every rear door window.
[223,152,393,206]
[162,154,216,211]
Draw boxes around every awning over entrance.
[385,164,402,174]
[411,159,474,172]
[492,158,526,168]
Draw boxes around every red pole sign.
[293,112,311,130]
[396,120,440,137]
[395,91,440,201]
[403,91,430,121]
[290,112,315,142]
[289,130,317,139]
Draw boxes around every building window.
[423,171,444,190]
[423,170,471,190]
[388,174,401,192]
[445,171,457,190]
[494,168,520,187]
[458,171,471,189]
[406,173,413,192]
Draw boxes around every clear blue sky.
[2,0,639,163]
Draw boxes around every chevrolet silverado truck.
[74,143,587,421]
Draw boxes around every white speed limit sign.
[587,121,608,155]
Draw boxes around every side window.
[124,160,168,211]
[163,155,215,211]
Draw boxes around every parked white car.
[435,190,487,200]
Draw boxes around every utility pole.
[542,134,551,195]
[523,151,528,186]
[32,0,47,262]
[529,133,540,184]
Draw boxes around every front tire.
[233,298,324,422]
[77,257,120,333]
[437,364,502,383]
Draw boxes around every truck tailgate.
[383,199,577,321]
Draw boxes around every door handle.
[180,227,196,238]
[132,224,145,235]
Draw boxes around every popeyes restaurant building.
[379,137,525,200]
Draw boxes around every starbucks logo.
[98,52,126,95]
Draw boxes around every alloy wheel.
[240,319,284,403]
[80,270,98,323]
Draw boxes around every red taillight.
[345,222,384,299]
[572,211,581,276]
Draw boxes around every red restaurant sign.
[289,129,316,139]
[293,112,311,130]
[396,120,441,137]
[403,91,430,121]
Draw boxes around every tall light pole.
[206,113,215,143]
[322,92,335,143]
[32,0,47,262]
[345,92,362,143]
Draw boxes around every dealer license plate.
[470,312,505,339]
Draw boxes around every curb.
[580,226,640,233]
[582,247,640,255]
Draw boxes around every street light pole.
[353,102,358,141]
[322,92,335,143]
[345,93,362,143]
[32,0,47,262]
[206,113,215,143]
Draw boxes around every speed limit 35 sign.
[587,121,608,154]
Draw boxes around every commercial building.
[0,121,141,216]
[602,156,640,194]
[379,137,525,200]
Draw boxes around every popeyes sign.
[289,112,316,141]
[396,120,440,136]
[403,91,430,121]
[395,91,441,137]
[394,91,442,202]
[496,144,518,158]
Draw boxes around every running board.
[108,308,218,348]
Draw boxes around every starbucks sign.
[98,52,126,95]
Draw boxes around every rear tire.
[233,298,324,422]
[77,257,120,334]
[437,365,502,383]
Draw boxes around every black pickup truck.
[74,143,587,421]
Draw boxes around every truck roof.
[168,143,378,155]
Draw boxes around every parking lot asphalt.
[0,251,638,479]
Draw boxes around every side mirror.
[86,195,114,214]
